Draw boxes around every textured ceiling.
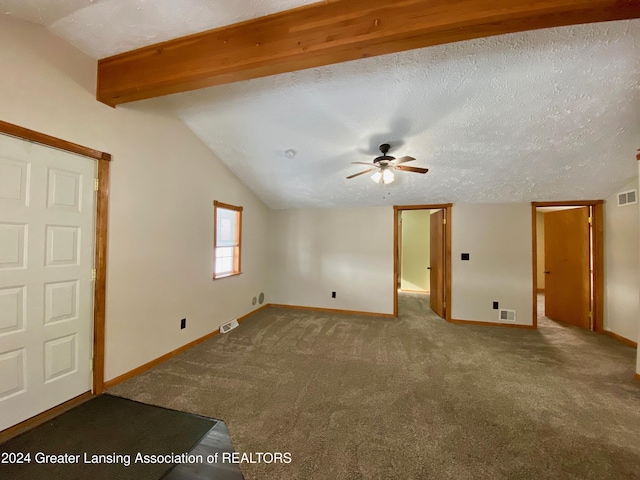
[2,1,639,209]
[0,0,319,58]
[165,20,640,208]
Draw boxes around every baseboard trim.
[635,373,640,383]
[0,391,93,444]
[104,305,269,390]
[449,318,536,329]
[267,303,394,318]
[399,289,430,294]
[603,330,638,348]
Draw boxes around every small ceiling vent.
[618,190,637,207]
[498,309,516,322]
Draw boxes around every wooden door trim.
[393,204,452,319]
[531,201,603,332]
[0,120,110,396]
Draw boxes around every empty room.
[1,1,640,479]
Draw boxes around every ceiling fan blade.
[346,168,375,179]
[395,165,429,174]
[393,156,416,165]
[351,161,376,166]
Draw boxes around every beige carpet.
[109,294,640,479]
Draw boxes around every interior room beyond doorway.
[394,204,452,320]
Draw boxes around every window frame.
[213,200,243,279]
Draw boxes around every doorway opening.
[393,204,452,319]
[531,201,603,331]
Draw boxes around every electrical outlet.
[332,291,336,298]
[180,318,186,329]
[461,253,470,261]
[493,302,499,310]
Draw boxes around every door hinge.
[443,218,447,225]
[94,178,99,191]
[588,216,592,225]
[589,310,593,318]
[92,268,97,281]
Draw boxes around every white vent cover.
[220,319,239,334]
[498,309,516,322]
[618,190,637,206]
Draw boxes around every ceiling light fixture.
[371,168,394,184]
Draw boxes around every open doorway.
[531,201,604,331]
[393,204,452,319]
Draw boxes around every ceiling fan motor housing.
[374,143,394,163]
[374,155,395,164]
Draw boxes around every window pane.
[215,255,233,274]
[214,202,242,277]
[215,246,234,258]
[217,208,237,246]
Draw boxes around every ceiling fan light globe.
[371,171,382,183]
[382,169,395,184]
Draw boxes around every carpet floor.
[108,294,640,479]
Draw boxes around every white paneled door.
[0,133,96,431]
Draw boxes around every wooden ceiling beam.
[97,0,640,106]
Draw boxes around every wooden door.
[0,134,96,431]
[543,207,590,329]
[430,210,445,318]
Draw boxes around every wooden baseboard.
[104,304,269,390]
[603,330,638,348]
[0,391,93,444]
[635,373,640,383]
[399,289,430,294]
[267,303,394,318]
[448,318,536,329]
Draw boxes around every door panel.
[0,134,95,431]
[544,207,590,329]
[430,210,445,318]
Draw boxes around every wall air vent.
[498,309,516,322]
[220,319,239,334]
[618,190,637,207]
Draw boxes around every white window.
[213,201,242,279]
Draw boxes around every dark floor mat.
[0,394,216,480]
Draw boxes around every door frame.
[531,200,604,331]
[393,204,452,319]
[0,120,110,394]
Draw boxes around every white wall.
[268,207,394,314]
[400,210,430,291]
[0,17,270,381]
[605,179,640,343]
[451,203,533,326]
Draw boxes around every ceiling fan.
[346,143,429,184]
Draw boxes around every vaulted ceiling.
[2,1,639,208]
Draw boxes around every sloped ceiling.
[2,1,639,208]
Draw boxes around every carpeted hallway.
[108,294,640,479]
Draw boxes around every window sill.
[213,272,243,280]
